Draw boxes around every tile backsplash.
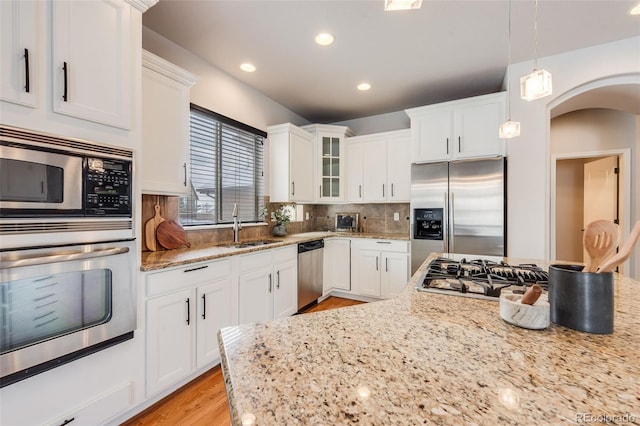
[141,194,410,251]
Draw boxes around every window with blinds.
[179,105,265,226]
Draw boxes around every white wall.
[142,28,310,132]
[506,37,640,267]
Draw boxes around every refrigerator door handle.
[450,192,455,254]
[443,191,449,253]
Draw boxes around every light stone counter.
[218,253,640,425]
[140,231,407,272]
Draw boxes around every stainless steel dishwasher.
[297,239,324,311]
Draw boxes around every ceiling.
[142,0,640,123]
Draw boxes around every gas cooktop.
[416,257,549,301]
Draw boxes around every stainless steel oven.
[0,239,136,387]
[0,125,133,249]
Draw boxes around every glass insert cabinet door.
[321,136,340,198]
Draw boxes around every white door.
[289,131,314,202]
[0,0,38,108]
[196,278,233,368]
[51,0,132,129]
[346,142,364,202]
[386,134,411,202]
[238,268,273,324]
[381,253,409,298]
[413,108,452,162]
[146,289,195,396]
[355,250,381,297]
[273,260,297,319]
[454,99,503,160]
[362,139,387,202]
[583,156,618,262]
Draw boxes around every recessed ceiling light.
[630,2,640,15]
[384,0,423,11]
[315,33,335,46]
[240,63,256,72]
[357,83,371,91]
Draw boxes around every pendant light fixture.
[499,0,520,138]
[520,0,552,101]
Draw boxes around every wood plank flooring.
[122,296,364,426]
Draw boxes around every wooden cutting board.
[145,204,165,251]
[156,220,191,250]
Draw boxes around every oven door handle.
[0,247,130,269]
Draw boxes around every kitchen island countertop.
[218,253,640,425]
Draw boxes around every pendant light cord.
[506,0,512,119]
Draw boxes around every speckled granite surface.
[218,253,640,425]
[140,231,408,271]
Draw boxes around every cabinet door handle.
[458,136,461,153]
[184,265,208,273]
[268,273,272,293]
[24,48,30,93]
[359,185,362,198]
[376,241,391,244]
[382,184,385,198]
[386,258,389,272]
[276,270,280,289]
[62,61,68,102]
[60,418,75,426]
[391,183,394,198]
[186,298,191,325]
[446,137,449,155]
[376,256,379,271]
[201,294,206,319]
[319,185,322,198]
[291,181,295,196]
[183,163,187,187]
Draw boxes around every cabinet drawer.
[354,239,408,253]
[271,245,297,263]
[146,259,231,297]
[238,250,273,271]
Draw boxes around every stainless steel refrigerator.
[410,158,506,274]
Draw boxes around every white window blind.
[180,105,265,225]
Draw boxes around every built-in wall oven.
[0,126,137,387]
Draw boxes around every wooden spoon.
[597,220,640,273]
[583,220,619,273]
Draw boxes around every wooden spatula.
[583,220,619,273]
[145,202,165,251]
[597,220,640,273]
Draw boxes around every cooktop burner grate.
[417,257,549,299]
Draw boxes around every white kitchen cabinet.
[323,238,351,293]
[0,0,39,108]
[51,0,134,129]
[267,123,314,203]
[302,124,354,202]
[238,246,298,324]
[141,50,198,196]
[145,259,234,396]
[346,129,411,203]
[351,239,409,298]
[406,92,506,163]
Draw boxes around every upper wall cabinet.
[0,0,153,147]
[302,124,354,203]
[141,50,198,196]
[346,129,411,203]
[406,92,506,163]
[267,123,314,203]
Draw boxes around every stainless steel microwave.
[0,126,132,218]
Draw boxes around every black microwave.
[0,126,132,218]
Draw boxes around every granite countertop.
[140,231,408,272]
[218,253,640,425]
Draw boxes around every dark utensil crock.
[548,264,613,334]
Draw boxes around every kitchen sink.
[231,240,281,249]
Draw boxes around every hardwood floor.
[122,296,364,426]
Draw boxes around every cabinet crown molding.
[125,0,158,13]
[405,91,507,118]
[142,50,199,87]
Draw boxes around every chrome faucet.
[232,203,242,243]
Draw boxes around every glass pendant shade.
[520,69,552,101]
[499,119,521,138]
